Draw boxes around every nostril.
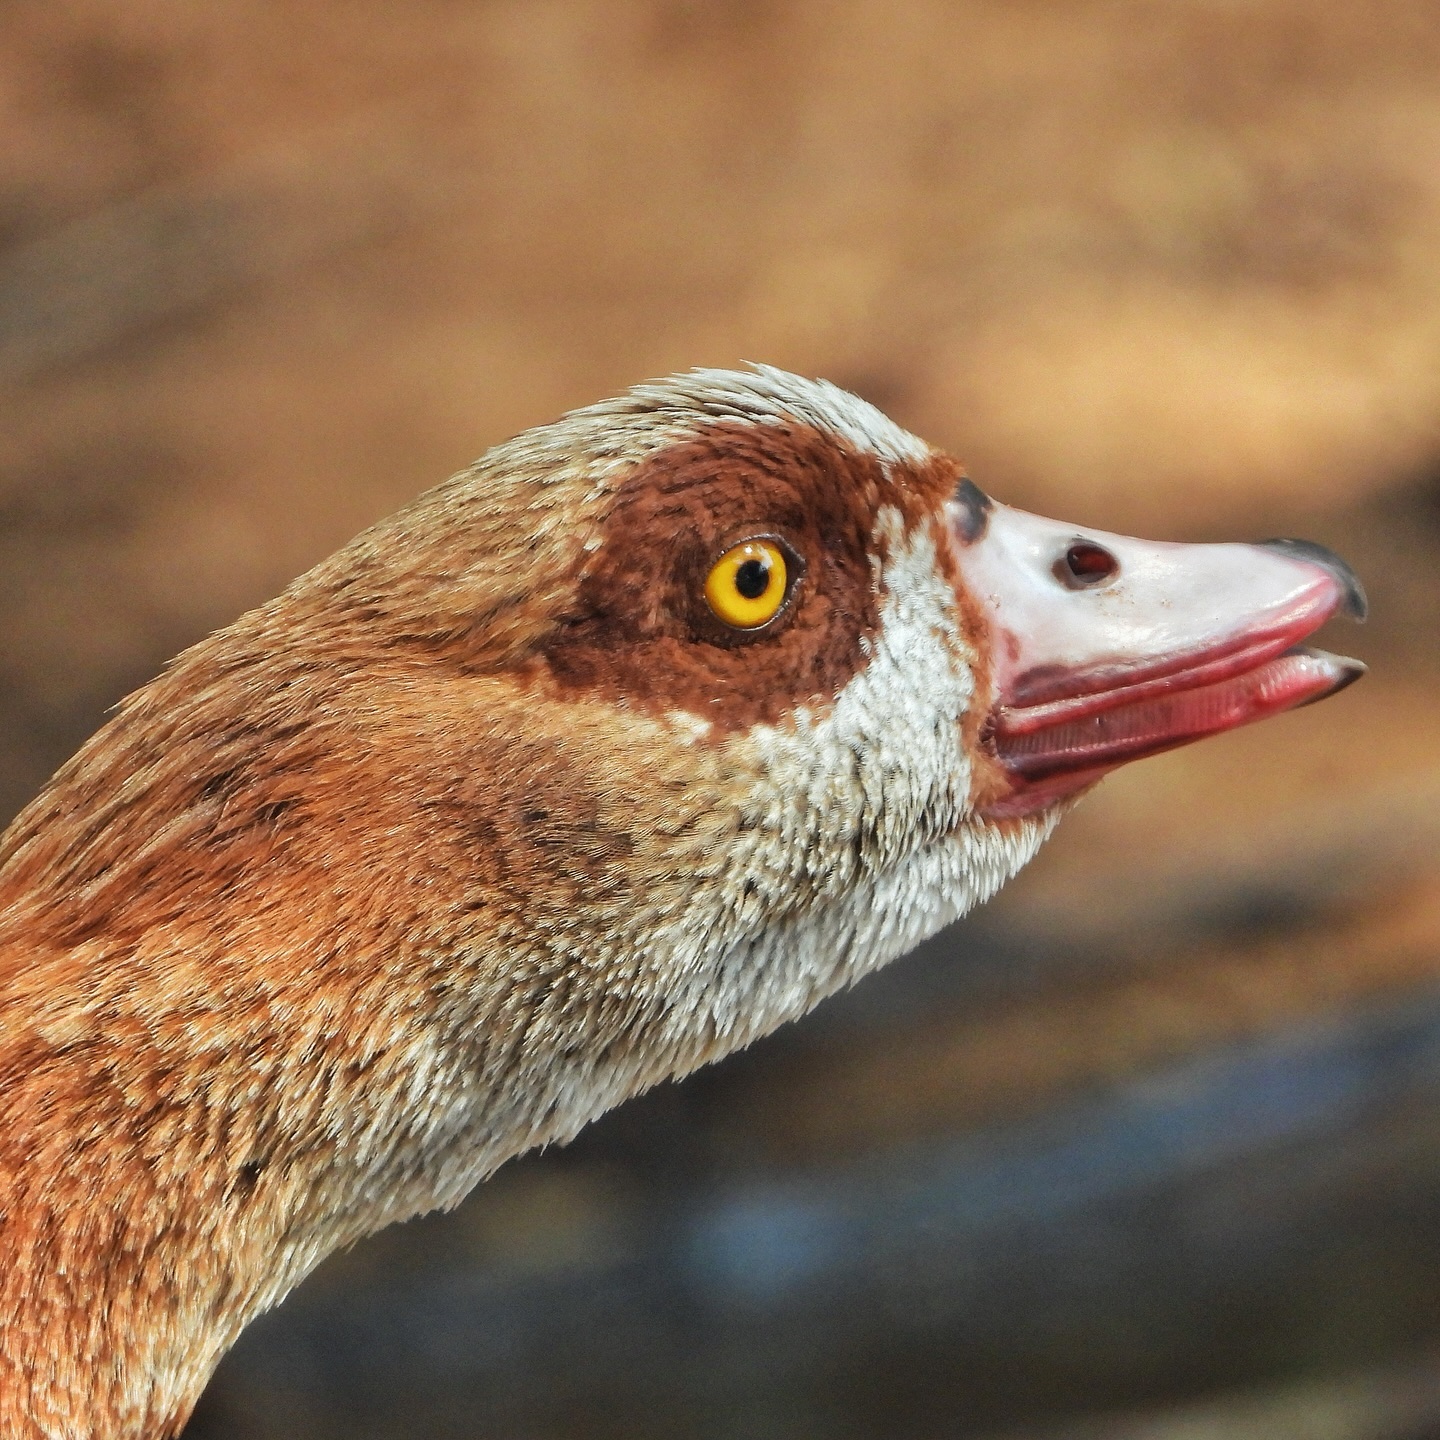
[1056,541,1119,588]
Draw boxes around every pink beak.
[948,481,1367,819]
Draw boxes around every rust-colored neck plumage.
[0,628,398,1434]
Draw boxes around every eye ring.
[704,537,794,631]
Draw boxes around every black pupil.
[735,557,771,600]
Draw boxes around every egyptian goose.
[0,366,1364,1437]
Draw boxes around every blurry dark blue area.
[188,943,1440,1440]
[689,1008,1401,1305]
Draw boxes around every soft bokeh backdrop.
[2,3,1439,1436]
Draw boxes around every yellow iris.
[704,539,788,630]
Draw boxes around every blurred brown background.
[3,2,1440,1437]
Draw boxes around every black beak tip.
[1257,538,1369,623]
[1291,652,1366,708]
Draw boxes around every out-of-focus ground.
[2,2,1439,1436]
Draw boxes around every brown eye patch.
[537,420,961,732]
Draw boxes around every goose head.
[0,366,1363,1437]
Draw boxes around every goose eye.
[704,539,789,630]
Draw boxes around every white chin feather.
[651,509,1059,1058]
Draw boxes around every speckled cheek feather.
[646,509,1057,1055]
[474,509,1056,1178]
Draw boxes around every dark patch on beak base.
[952,478,992,544]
